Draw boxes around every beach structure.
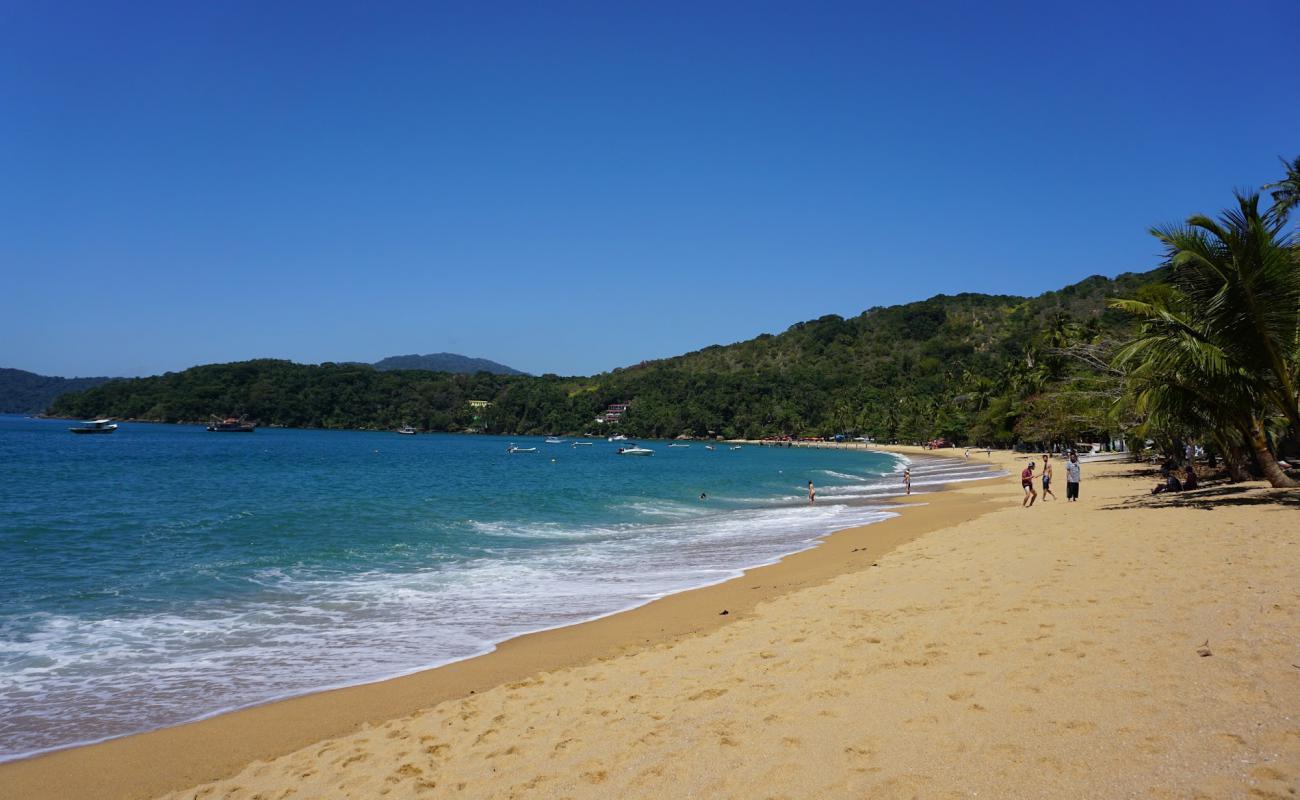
[595,402,629,424]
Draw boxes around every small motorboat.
[571,441,594,447]
[208,416,255,432]
[617,445,654,456]
[608,434,629,442]
[730,445,743,451]
[668,443,690,448]
[69,418,117,434]
[705,445,716,451]
[544,437,565,444]
[507,444,537,453]
[397,425,417,435]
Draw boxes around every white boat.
[397,425,417,435]
[69,418,117,434]
[730,445,743,451]
[544,437,565,444]
[507,444,537,453]
[571,441,594,447]
[608,434,629,442]
[617,445,654,456]
[705,445,716,451]
[668,443,690,448]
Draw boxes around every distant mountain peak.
[0,368,115,414]
[371,353,525,375]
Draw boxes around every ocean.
[0,415,993,761]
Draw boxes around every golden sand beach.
[2,449,1296,799]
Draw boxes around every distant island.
[2,353,522,416]
[0,368,113,414]
[369,353,525,375]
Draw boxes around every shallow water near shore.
[0,416,986,760]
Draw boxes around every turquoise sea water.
[0,415,993,760]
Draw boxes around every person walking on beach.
[1021,461,1038,507]
[807,480,815,504]
[1065,453,1081,501]
[903,467,911,495]
[1041,454,1057,501]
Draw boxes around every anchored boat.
[69,418,117,434]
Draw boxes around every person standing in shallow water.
[903,467,911,495]
[807,480,815,504]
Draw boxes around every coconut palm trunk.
[1246,418,1298,488]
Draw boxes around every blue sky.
[2,1,1296,378]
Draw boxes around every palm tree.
[1263,155,1300,221]
[1120,342,1291,486]
[1113,294,1297,487]
[1148,193,1300,438]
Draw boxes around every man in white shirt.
[1066,452,1081,502]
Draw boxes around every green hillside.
[0,368,113,414]
[48,269,1161,446]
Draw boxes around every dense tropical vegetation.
[1111,181,1299,487]
[49,157,1299,484]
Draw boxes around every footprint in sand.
[687,687,728,701]
[394,763,424,779]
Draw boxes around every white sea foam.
[818,469,872,482]
[0,498,901,762]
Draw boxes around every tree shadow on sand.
[1092,465,1161,480]
[1101,483,1300,511]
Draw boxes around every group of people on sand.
[1021,452,1081,507]
[1151,450,1199,495]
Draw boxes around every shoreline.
[0,448,998,800]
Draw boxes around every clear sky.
[2,1,1296,378]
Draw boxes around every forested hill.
[0,368,113,414]
[49,269,1163,444]
[371,353,524,375]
